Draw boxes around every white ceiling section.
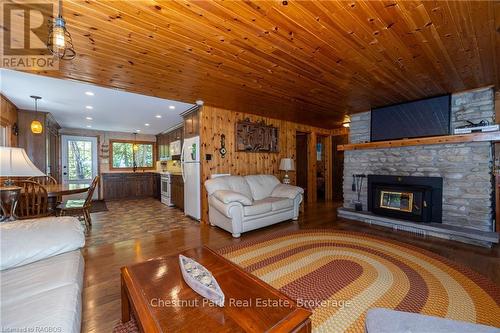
[0,69,195,135]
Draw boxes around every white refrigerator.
[181,136,201,220]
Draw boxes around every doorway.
[61,135,98,199]
[332,134,348,201]
[295,132,309,201]
[316,135,328,201]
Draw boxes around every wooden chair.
[15,180,50,219]
[57,176,100,230]
[28,175,61,203]
[28,175,58,185]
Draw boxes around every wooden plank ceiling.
[13,0,500,128]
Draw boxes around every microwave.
[170,140,181,156]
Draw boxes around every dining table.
[44,183,90,212]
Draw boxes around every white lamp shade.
[279,158,295,171]
[0,147,45,177]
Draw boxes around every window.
[0,125,7,146]
[68,139,93,180]
[110,140,155,169]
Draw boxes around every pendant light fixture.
[133,132,139,151]
[30,96,43,134]
[47,0,76,60]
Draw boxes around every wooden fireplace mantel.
[337,131,500,151]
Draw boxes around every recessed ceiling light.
[155,115,162,118]
[145,123,150,126]
[85,105,93,110]
[169,105,175,110]
[85,91,94,96]
[135,129,141,132]
[86,116,93,120]
[86,125,92,128]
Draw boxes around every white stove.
[160,172,174,206]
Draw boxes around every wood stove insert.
[368,175,443,223]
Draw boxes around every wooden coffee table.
[121,246,312,332]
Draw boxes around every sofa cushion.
[271,184,304,199]
[213,190,252,205]
[365,308,499,333]
[271,198,294,211]
[1,283,82,333]
[205,176,253,201]
[1,251,84,306]
[0,216,85,271]
[243,199,273,216]
[244,175,280,200]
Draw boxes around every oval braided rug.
[217,230,500,333]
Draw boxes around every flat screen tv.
[370,94,451,142]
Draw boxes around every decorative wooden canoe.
[179,254,225,307]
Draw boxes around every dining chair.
[57,176,100,230]
[28,175,58,185]
[15,180,50,219]
[28,175,61,204]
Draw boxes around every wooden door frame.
[295,131,310,202]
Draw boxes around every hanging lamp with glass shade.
[30,96,43,134]
[47,0,76,60]
[133,133,139,151]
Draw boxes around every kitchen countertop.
[101,171,159,174]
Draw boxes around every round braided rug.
[218,230,500,333]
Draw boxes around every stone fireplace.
[339,87,497,245]
[367,175,443,223]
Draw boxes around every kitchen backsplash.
[158,160,181,174]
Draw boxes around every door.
[61,135,98,199]
[316,135,327,201]
[296,132,309,201]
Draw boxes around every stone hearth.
[342,87,496,235]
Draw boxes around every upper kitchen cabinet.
[183,108,200,139]
[156,133,169,160]
[157,125,183,160]
[18,110,61,180]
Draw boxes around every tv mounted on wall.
[370,94,451,142]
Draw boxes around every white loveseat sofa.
[204,175,304,237]
[0,216,85,333]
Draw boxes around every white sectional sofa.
[1,216,85,333]
[365,308,500,333]
[204,175,304,237]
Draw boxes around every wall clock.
[220,134,227,158]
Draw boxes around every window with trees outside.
[110,140,155,170]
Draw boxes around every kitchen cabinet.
[156,126,184,160]
[18,110,60,181]
[183,109,199,139]
[170,174,184,210]
[103,172,160,200]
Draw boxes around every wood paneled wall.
[199,105,347,223]
[0,94,18,147]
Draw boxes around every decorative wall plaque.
[235,118,279,152]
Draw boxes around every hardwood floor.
[82,198,500,333]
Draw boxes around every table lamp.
[279,158,295,184]
[0,147,45,221]
[0,147,45,185]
